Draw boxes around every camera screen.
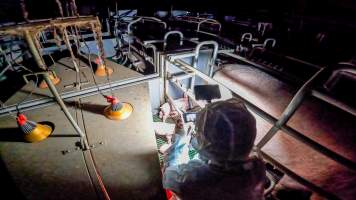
[183,112,197,123]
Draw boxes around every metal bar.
[257,68,325,148]
[169,58,356,171]
[159,53,165,104]
[324,68,356,90]
[263,38,276,48]
[285,55,322,69]
[143,40,164,45]
[280,125,356,171]
[311,90,356,117]
[0,74,159,117]
[0,16,98,36]
[191,41,219,90]
[24,30,90,150]
[197,19,221,32]
[260,151,341,200]
[168,49,215,60]
[222,51,302,83]
[163,31,184,48]
[62,28,80,72]
[127,17,167,34]
[168,72,194,81]
[144,43,157,68]
[44,73,90,149]
[197,30,219,37]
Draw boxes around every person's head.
[193,98,257,163]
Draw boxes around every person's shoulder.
[163,159,208,192]
[175,159,208,176]
[165,159,206,177]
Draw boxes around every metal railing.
[127,16,167,34]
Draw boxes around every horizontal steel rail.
[0,74,159,117]
[311,90,356,116]
[260,151,341,200]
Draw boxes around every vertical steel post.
[24,30,90,150]
[190,41,219,90]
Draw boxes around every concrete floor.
[0,59,166,200]
[214,64,356,200]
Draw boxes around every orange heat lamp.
[17,114,53,142]
[95,57,113,77]
[103,96,133,120]
[38,71,61,89]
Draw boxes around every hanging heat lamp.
[95,57,113,77]
[17,113,53,142]
[103,96,133,120]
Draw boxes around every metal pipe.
[323,68,356,91]
[24,30,89,150]
[159,53,166,104]
[311,90,356,117]
[193,41,218,80]
[241,33,253,42]
[143,40,164,45]
[55,0,64,17]
[144,43,157,68]
[0,74,160,117]
[280,123,356,171]
[62,28,79,72]
[284,56,322,69]
[257,67,325,148]
[127,17,167,34]
[263,38,276,48]
[127,17,142,34]
[197,19,221,32]
[163,31,184,48]
[166,48,231,61]
[260,151,341,200]
[196,30,219,37]
[44,73,90,149]
[168,72,194,81]
[222,51,302,83]
[106,18,111,36]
